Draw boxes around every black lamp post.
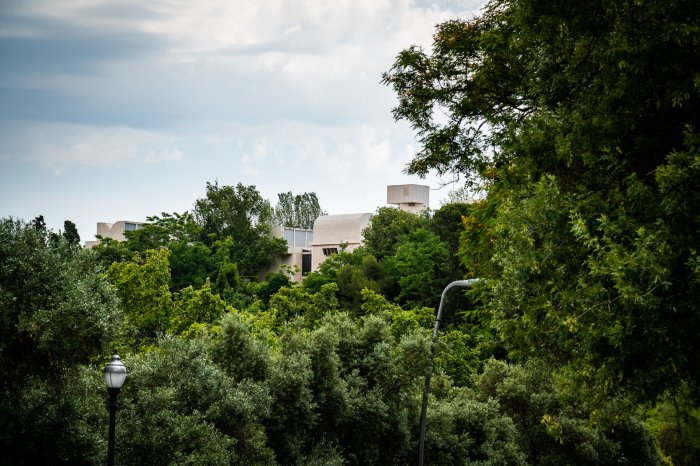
[104,353,127,466]
[418,279,480,466]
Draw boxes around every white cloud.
[3,0,482,128]
[15,123,183,175]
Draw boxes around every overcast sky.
[0,0,483,242]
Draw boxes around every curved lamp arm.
[419,279,482,466]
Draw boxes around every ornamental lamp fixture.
[104,352,127,466]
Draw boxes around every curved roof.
[312,213,372,245]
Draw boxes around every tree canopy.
[383,0,700,402]
[193,181,287,276]
[273,191,325,229]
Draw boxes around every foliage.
[302,250,390,312]
[472,359,663,465]
[384,0,700,404]
[0,218,121,379]
[210,311,274,383]
[385,227,452,309]
[106,249,173,343]
[267,282,339,328]
[169,280,230,335]
[62,220,80,246]
[422,395,526,466]
[193,181,287,276]
[273,191,325,229]
[256,271,292,308]
[0,216,666,464]
[0,218,121,463]
[117,337,274,465]
[645,386,700,466]
[362,207,429,261]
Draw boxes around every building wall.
[310,213,371,271]
[84,221,144,248]
[387,184,429,213]
[262,226,314,282]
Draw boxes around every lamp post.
[418,279,480,466]
[104,353,127,466]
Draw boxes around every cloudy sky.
[0,0,483,242]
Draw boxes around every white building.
[310,212,372,271]
[83,221,144,248]
[264,226,314,282]
[387,184,430,213]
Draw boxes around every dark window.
[302,253,311,275]
[322,247,338,256]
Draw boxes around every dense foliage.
[384,0,700,403]
[4,0,699,462]
[381,0,700,462]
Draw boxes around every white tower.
[387,184,429,213]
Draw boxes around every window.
[322,247,338,256]
[302,253,311,275]
[283,228,295,246]
[124,222,140,231]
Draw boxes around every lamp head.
[104,353,127,389]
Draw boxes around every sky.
[0,0,483,243]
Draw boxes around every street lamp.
[418,279,480,466]
[104,353,127,466]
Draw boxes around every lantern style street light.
[104,353,127,466]
[418,279,480,466]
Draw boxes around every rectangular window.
[302,253,311,275]
[322,247,338,256]
[124,222,139,231]
[283,228,295,246]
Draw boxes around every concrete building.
[84,220,144,248]
[387,184,430,213]
[310,212,372,271]
[269,184,429,275]
[264,226,314,282]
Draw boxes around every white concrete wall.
[387,184,429,213]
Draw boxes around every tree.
[117,337,274,465]
[468,359,663,465]
[385,228,452,309]
[0,218,121,463]
[106,249,174,343]
[169,280,230,335]
[193,182,287,276]
[384,0,700,403]
[31,215,46,231]
[62,220,80,246]
[274,191,325,229]
[362,207,429,261]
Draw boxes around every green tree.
[471,359,663,465]
[193,182,287,276]
[31,214,46,231]
[0,218,121,463]
[62,220,80,246]
[169,280,230,335]
[386,228,452,309]
[117,337,274,465]
[274,191,325,229]
[106,249,174,343]
[362,207,429,261]
[430,202,472,275]
[123,212,214,292]
[384,0,700,403]
[257,271,292,308]
[268,282,340,327]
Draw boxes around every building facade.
[310,212,372,271]
[387,184,430,213]
[83,221,144,248]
